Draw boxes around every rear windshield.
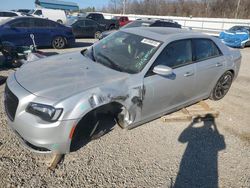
[122,21,151,29]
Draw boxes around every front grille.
[4,84,19,121]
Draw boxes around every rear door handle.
[215,62,223,67]
[184,72,194,77]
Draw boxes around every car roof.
[4,16,59,23]
[123,27,207,42]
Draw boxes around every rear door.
[1,18,30,46]
[192,38,225,98]
[142,39,196,119]
[85,20,98,37]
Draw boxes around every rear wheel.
[210,71,233,101]
[52,36,66,49]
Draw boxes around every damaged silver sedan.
[4,27,241,153]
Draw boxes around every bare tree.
[101,0,250,19]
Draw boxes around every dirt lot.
[0,39,249,188]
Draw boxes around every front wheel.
[52,36,66,49]
[210,71,234,101]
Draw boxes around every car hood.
[102,30,116,37]
[15,51,129,100]
[220,31,249,42]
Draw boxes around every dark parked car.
[71,18,104,39]
[86,12,119,30]
[99,19,182,39]
[0,17,75,49]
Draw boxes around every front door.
[142,39,196,120]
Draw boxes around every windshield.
[228,26,250,32]
[84,31,161,74]
[122,21,151,29]
[28,9,35,14]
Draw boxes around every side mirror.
[153,65,173,76]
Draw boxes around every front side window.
[34,10,42,16]
[4,12,18,17]
[85,31,162,74]
[153,39,192,69]
[74,20,84,27]
[193,39,222,62]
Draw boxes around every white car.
[31,8,67,24]
[4,28,241,154]
[0,11,22,22]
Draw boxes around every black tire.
[109,25,115,30]
[52,36,66,49]
[11,59,23,68]
[210,71,234,101]
[94,31,102,39]
[241,42,246,49]
[57,20,63,24]
[70,111,116,152]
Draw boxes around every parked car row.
[0,9,186,49]
[99,18,182,39]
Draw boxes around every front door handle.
[215,62,223,67]
[184,72,194,77]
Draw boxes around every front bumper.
[4,73,77,154]
[221,39,246,48]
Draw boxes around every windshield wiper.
[97,53,123,72]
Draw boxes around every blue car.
[0,17,75,49]
[219,26,250,48]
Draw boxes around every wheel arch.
[69,101,128,152]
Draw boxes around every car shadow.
[173,115,226,188]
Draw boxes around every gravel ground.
[0,39,249,188]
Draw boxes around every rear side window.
[193,39,222,62]
[3,12,18,17]
[10,18,30,28]
[154,39,192,69]
[85,20,97,27]
[32,19,58,28]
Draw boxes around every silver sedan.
[4,27,241,154]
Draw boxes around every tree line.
[100,0,250,19]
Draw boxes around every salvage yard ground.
[0,39,249,187]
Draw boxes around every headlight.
[26,103,63,122]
